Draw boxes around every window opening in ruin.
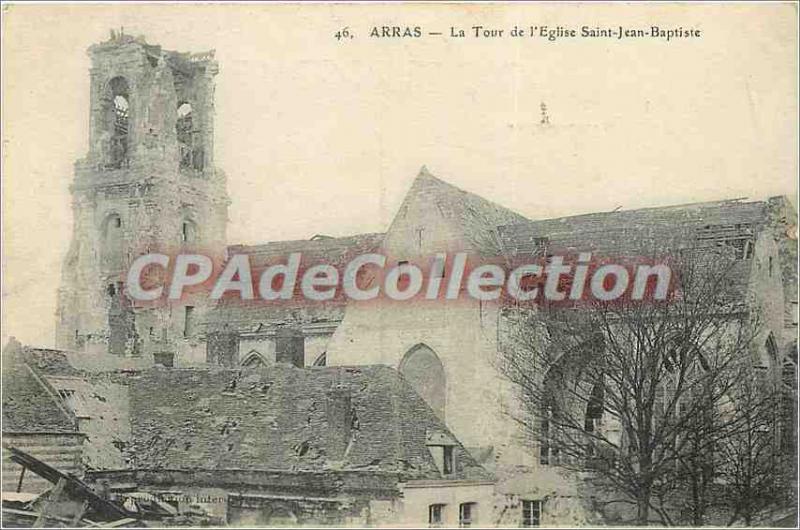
[540,395,561,465]
[181,220,197,244]
[105,77,130,169]
[429,504,445,527]
[184,306,195,337]
[177,102,204,171]
[102,214,124,269]
[153,351,174,368]
[522,500,542,527]
[177,102,193,169]
[459,502,476,528]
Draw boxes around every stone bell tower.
[56,30,229,360]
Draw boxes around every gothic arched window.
[241,350,268,367]
[399,344,446,419]
[105,77,130,169]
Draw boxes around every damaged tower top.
[56,34,229,357]
[82,31,219,175]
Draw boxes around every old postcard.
[1,2,798,528]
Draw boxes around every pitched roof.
[207,233,385,332]
[227,232,385,266]
[498,198,770,258]
[2,351,77,433]
[126,364,491,482]
[20,348,84,377]
[398,168,530,255]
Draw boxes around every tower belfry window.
[177,102,203,171]
[105,76,130,169]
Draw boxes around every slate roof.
[227,232,386,267]
[126,364,492,482]
[403,168,530,255]
[20,348,85,377]
[497,198,770,259]
[207,233,385,333]
[2,350,77,433]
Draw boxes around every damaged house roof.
[126,364,491,482]
[2,350,77,433]
[4,346,135,471]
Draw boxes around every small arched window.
[105,77,130,169]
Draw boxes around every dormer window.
[426,430,457,476]
[443,445,454,475]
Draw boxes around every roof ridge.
[228,232,386,252]
[498,197,768,230]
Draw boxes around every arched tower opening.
[103,76,130,169]
[177,102,204,171]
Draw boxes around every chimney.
[325,385,354,459]
[206,330,239,367]
[275,327,304,367]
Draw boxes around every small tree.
[498,248,764,526]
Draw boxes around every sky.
[2,3,797,347]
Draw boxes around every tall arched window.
[766,334,778,366]
[105,77,130,169]
[399,344,446,419]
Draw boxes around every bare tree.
[498,248,765,526]
[715,371,785,526]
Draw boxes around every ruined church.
[10,32,795,526]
